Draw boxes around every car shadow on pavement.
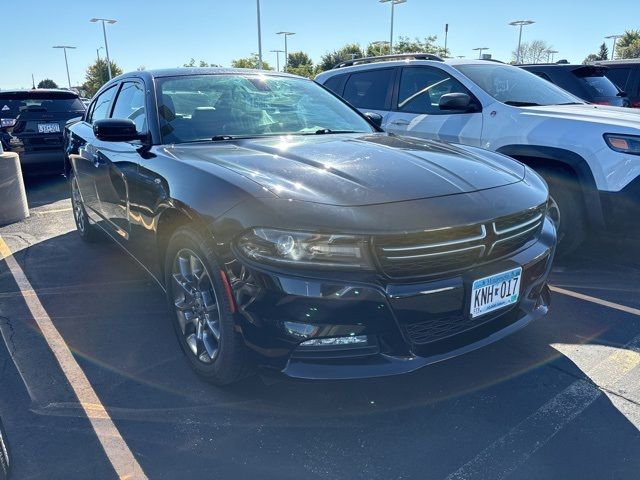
[1,227,640,479]
[23,173,69,209]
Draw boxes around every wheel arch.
[496,144,605,229]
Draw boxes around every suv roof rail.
[333,53,443,69]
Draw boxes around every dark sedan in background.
[0,89,85,173]
[65,68,555,384]
[519,63,630,107]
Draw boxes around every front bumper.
[227,218,556,380]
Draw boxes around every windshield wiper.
[503,101,541,107]
[556,102,584,105]
[211,135,236,141]
[312,129,360,135]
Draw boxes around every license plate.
[470,267,522,318]
[37,123,60,133]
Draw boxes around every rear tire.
[542,170,586,257]
[70,170,101,242]
[164,226,251,385]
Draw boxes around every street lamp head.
[276,31,295,36]
[270,49,285,53]
[472,47,489,50]
[53,45,76,49]
[509,20,535,26]
[90,18,117,24]
[605,34,622,39]
[379,0,407,4]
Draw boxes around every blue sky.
[1,0,634,89]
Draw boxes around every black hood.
[167,134,525,207]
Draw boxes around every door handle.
[390,120,410,126]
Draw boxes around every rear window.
[605,67,632,91]
[0,92,84,118]
[342,68,394,110]
[578,75,620,97]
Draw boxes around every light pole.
[90,18,117,79]
[276,31,295,71]
[509,20,535,64]
[270,49,284,72]
[444,23,449,57]
[379,0,406,54]
[256,0,263,69]
[605,34,622,60]
[472,47,489,59]
[52,45,76,89]
[546,49,558,63]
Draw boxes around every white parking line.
[0,236,147,480]
[445,288,640,480]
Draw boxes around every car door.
[341,67,397,122]
[71,85,118,220]
[384,66,483,146]
[92,80,148,241]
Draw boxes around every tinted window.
[579,75,619,97]
[111,82,147,132]
[88,86,117,123]
[455,64,580,106]
[342,69,394,110]
[323,75,345,95]
[398,67,474,114]
[0,93,84,118]
[156,74,374,144]
[605,67,632,91]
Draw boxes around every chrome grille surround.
[374,204,546,278]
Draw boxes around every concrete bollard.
[0,151,29,225]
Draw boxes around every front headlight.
[236,228,373,270]
[604,134,640,156]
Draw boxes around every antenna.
[32,73,36,89]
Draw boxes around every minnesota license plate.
[37,123,60,133]
[470,267,522,318]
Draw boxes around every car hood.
[521,103,640,131]
[167,134,525,206]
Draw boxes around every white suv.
[317,55,640,253]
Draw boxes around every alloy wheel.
[71,176,86,234]
[171,249,222,364]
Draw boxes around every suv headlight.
[236,228,373,270]
[604,134,640,156]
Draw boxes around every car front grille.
[403,315,473,345]
[374,204,546,278]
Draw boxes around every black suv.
[594,59,640,108]
[519,63,629,107]
[0,89,85,172]
[65,68,556,384]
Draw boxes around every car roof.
[593,59,640,65]
[0,88,79,97]
[116,67,303,82]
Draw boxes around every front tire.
[543,171,586,257]
[164,226,251,385]
[70,170,101,242]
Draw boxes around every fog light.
[300,335,368,347]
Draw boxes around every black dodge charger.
[65,68,555,384]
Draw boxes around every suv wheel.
[70,171,100,242]
[543,170,586,256]
[164,226,251,385]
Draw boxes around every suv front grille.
[374,204,546,278]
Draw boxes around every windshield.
[454,64,583,106]
[155,74,374,143]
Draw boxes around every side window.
[111,81,147,133]
[323,74,346,95]
[533,72,552,82]
[342,68,394,110]
[88,86,117,123]
[397,67,474,115]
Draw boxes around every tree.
[513,40,552,64]
[230,54,272,70]
[597,42,610,61]
[37,79,58,89]
[317,43,365,73]
[582,53,600,65]
[183,58,218,68]
[366,42,391,57]
[393,36,448,57]
[616,30,640,59]
[285,52,314,78]
[82,59,123,97]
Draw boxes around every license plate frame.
[470,267,522,318]
[37,123,61,134]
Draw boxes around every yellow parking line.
[35,207,73,214]
[550,285,640,317]
[0,236,147,480]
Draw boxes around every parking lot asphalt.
[0,175,639,480]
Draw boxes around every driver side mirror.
[439,93,478,112]
[93,118,144,142]
[363,111,383,128]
